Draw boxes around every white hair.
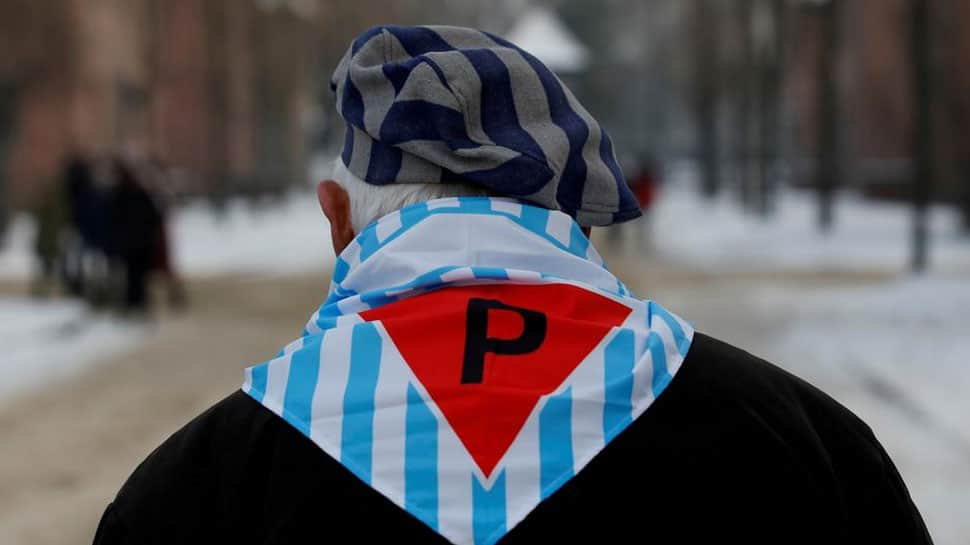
[331,158,492,233]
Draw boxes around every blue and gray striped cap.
[330,25,640,226]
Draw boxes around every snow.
[0,215,35,281]
[0,190,334,281]
[504,5,590,73]
[651,166,970,275]
[171,191,334,277]
[0,190,333,404]
[0,298,145,403]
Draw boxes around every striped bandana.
[243,197,693,545]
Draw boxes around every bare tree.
[692,0,721,199]
[909,0,932,271]
[814,0,841,232]
[938,1,970,235]
[732,0,754,209]
[0,82,13,238]
[754,0,785,217]
[962,155,970,236]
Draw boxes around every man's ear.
[317,180,355,255]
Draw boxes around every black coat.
[108,181,162,258]
[93,333,932,544]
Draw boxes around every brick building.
[787,0,970,202]
[0,0,318,213]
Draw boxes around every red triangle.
[361,283,632,477]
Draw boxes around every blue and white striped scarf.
[243,196,693,545]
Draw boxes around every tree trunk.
[0,81,16,240]
[693,0,721,199]
[815,0,840,232]
[959,158,970,233]
[756,0,785,217]
[961,160,970,233]
[735,0,754,209]
[910,0,932,271]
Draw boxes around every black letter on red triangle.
[462,298,547,384]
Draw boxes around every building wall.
[843,0,911,161]
[69,0,153,155]
[784,0,970,199]
[0,0,76,207]
[0,0,318,209]
[153,0,215,183]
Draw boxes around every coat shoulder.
[97,335,932,545]
[671,332,881,448]
[596,331,932,544]
[101,391,286,543]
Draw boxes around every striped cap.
[330,25,641,227]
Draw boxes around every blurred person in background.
[609,154,659,253]
[95,25,931,545]
[30,162,71,297]
[628,154,660,249]
[107,158,163,315]
[140,156,188,310]
[61,156,109,298]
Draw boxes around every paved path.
[0,274,328,545]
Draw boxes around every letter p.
[461,298,547,384]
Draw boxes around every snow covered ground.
[0,190,333,282]
[171,192,333,277]
[652,168,970,275]
[0,298,145,403]
[0,214,34,281]
[0,190,333,404]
